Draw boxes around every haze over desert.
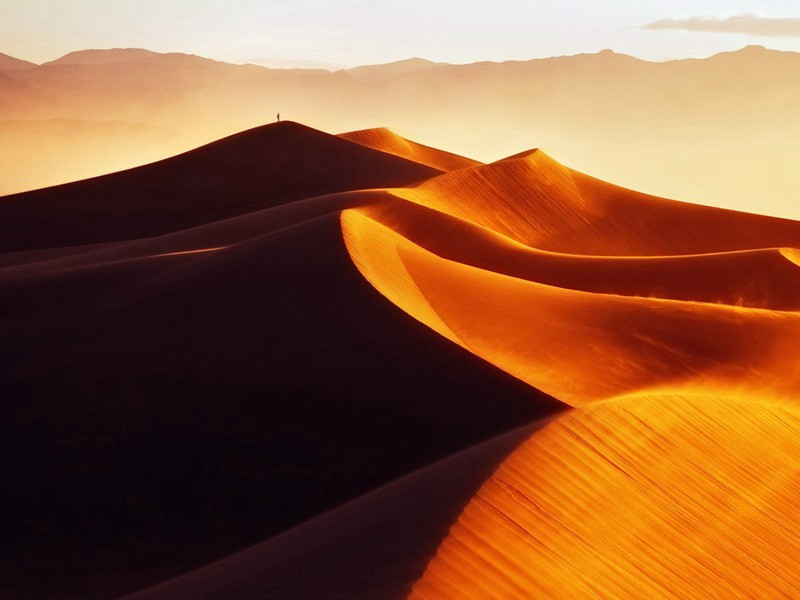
[2,44,800,219]
[4,1,800,598]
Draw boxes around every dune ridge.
[339,127,481,172]
[342,208,800,405]
[394,150,800,256]
[352,194,800,310]
[0,123,561,599]
[0,121,439,251]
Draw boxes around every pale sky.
[3,1,800,68]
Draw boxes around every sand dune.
[341,152,800,404]
[355,194,800,310]
[3,121,800,598]
[0,121,438,251]
[339,127,481,172]
[396,150,800,256]
[343,208,800,405]
[338,131,800,598]
[410,395,800,599]
[0,161,559,597]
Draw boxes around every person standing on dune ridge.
[277,113,280,122]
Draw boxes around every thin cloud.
[644,13,800,37]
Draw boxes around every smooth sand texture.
[343,208,800,405]
[396,150,800,256]
[355,194,800,310]
[4,121,800,598]
[339,127,481,172]
[0,123,560,598]
[124,423,547,600]
[0,121,439,251]
[0,207,560,599]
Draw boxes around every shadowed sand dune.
[0,121,439,251]
[124,422,549,600]
[3,122,800,599]
[343,208,800,405]
[0,178,559,598]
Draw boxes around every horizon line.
[4,43,789,71]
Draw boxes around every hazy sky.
[3,1,800,68]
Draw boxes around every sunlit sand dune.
[337,129,800,599]
[396,150,800,255]
[354,195,800,310]
[3,121,800,598]
[0,121,438,251]
[343,209,800,404]
[410,395,800,599]
[339,127,481,172]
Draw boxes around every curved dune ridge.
[0,121,440,251]
[4,121,800,598]
[394,150,800,256]
[339,127,482,172]
[342,208,800,405]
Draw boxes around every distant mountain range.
[2,45,800,217]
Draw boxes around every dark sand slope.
[0,201,561,599]
[0,189,390,271]
[0,121,440,251]
[124,422,548,600]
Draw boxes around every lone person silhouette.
[277,113,281,123]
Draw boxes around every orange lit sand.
[339,127,481,172]
[340,140,800,597]
[342,208,800,405]
[410,395,800,599]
